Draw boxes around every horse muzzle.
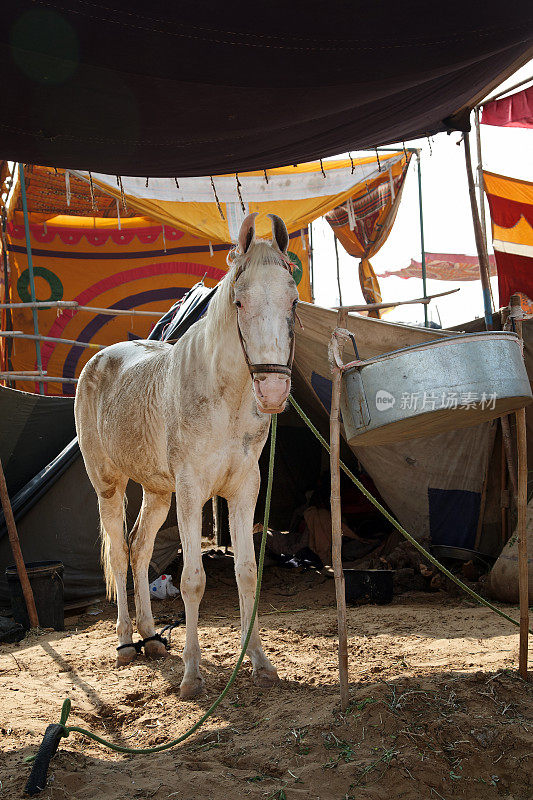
[253,373,291,414]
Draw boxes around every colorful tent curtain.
[481,86,533,129]
[80,153,407,244]
[484,170,533,308]
[325,153,411,317]
[377,253,497,281]
[0,212,310,395]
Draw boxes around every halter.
[233,250,296,380]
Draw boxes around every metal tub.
[340,332,532,447]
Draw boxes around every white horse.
[74,213,298,699]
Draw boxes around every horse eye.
[292,299,298,308]
[235,300,242,308]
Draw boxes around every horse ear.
[238,212,258,254]
[268,214,289,254]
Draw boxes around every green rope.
[288,395,532,634]
[32,414,278,757]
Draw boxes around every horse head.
[233,212,299,414]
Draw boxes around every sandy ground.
[1,557,532,800]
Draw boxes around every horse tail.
[100,493,129,601]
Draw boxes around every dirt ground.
[1,556,532,800]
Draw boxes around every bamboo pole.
[0,331,104,350]
[334,288,459,314]
[0,300,162,317]
[474,109,496,312]
[0,454,39,628]
[0,374,77,383]
[501,429,509,546]
[463,133,493,330]
[510,294,529,679]
[416,152,429,327]
[501,308,519,499]
[309,222,315,303]
[333,233,342,306]
[474,107,488,253]
[329,308,349,710]
[18,164,44,394]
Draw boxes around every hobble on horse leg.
[177,496,206,699]
[99,488,133,666]
[131,490,172,659]
[229,492,278,687]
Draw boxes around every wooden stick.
[329,308,349,710]
[334,288,459,313]
[510,294,529,680]
[0,454,39,628]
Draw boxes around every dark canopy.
[1,1,532,176]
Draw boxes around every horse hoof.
[179,677,205,700]
[144,640,170,660]
[253,667,279,688]
[115,646,138,667]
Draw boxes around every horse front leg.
[176,481,206,699]
[228,470,279,687]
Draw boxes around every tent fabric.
[294,302,494,542]
[1,211,311,394]
[1,3,531,176]
[81,154,406,243]
[377,253,497,281]
[484,171,533,307]
[326,153,411,316]
[481,85,533,128]
[0,384,75,496]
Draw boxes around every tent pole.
[330,310,349,711]
[333,233,342,306]
[309,223,315,303]
[463,134,493,331]
[18,163,44,394]
[474,107,489,252]
[510,294,529,680]
[0,453,40,629]
[416,152,428,327]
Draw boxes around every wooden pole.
[500,429,509,546]
[329,309,349,710]
[0,454,39,628]
[0,301,162,317]
[333,233,342,306]
[510,293,529,679]
[463,134,493,330]
[416,151,429,328]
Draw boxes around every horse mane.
[204,240,286,343]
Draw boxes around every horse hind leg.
[130,489,172,659]
[97,477,135,666]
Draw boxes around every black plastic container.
[5,560,64,631]
[344,569,394,605]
